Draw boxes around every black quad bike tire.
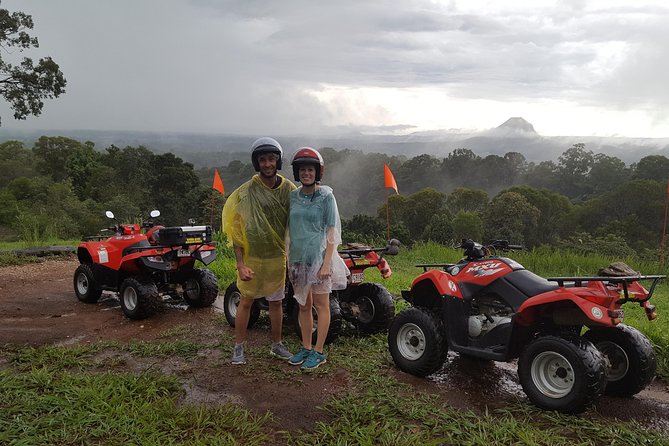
[291,294,343,345]
[584,324,656,397]
[182,268,219,308]
[119,277,161,320]
[345,283,395,334]
[388,307,447,377]
[73,263,102,303]
[517,335,607,414]
[223,282,261,328]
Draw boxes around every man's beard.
[260,168,277,179]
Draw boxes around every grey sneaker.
[231,344,246,365]
[270,342,292,360]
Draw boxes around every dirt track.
[1,257,669,434]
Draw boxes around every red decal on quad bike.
[460,260,513,286]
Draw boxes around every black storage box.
[155,225,212,246]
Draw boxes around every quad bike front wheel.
[344,283,395,334]
[182,268,219,308]
[518,335,607,414]
[291,294,343,345]
[119,277,160,320]
[222,282,261,328]
[584,324,656,397]
[388,307,447,377]
[73,263,102,303]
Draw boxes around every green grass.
[1,331,668,445]
[0,238,80,250]
[1,240,668,444]
[288,334,669,446]
[0,369,270,445]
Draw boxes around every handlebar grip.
[508,244,523,250]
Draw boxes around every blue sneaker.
[301,350,327,370]
[289,347,312,366]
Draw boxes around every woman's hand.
[318,262,331,281]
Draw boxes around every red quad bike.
[223,239,400,343]
[388,239,663,413]
[74,210,219,320]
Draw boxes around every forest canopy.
[0,136,666,260]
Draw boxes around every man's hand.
[237,263,255,281]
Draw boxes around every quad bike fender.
[411,270,461,298]
[516,289,618,327]
[77,242,117,267]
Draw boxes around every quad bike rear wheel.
[120,277,160,320]
[182,268,219,308]
[343,283,395,334]
[388,307,447,377]
[518,335,607,414]
[73,263,102,303]
[584,324,656,397]
[291,294,343,345]
[223,282,261,328]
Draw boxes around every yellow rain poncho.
[222,174,296,298]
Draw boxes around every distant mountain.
[3,118,669,167]
[492,117,537,134]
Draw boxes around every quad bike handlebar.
[459,239,523,260]
[414,239,522,271]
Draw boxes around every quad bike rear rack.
[545,275,665,304]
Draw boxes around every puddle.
[428,352,524,398]
[179,379,242,407]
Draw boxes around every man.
[222,137,297,364]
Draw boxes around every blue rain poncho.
[287,185,348,305]
[222,174,296,298]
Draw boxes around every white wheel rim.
[123,287,138,311]
[396,322,426,361]
[596,340,629,382]
[76,273,89,294]
[531,351,575,398]
[228,291,241,318]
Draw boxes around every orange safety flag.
[384,164,398,194]
[213,169,225,194]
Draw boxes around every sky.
[1,0,669,138]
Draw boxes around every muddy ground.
[1,257,669,436]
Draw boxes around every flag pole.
[661,179,669,266]
[210,190,215,228]
[386,190,390,242]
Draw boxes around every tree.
[631,155,669,182]
[379,188,448,242]
[589,153,630,195]
[452,210,483,243]
[504,185,573,247]
[446,187,488,214]
[483,191,540,245]
[0,140,35,186]
[556,143,594,198]
[0,4,66,125]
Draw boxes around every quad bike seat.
[504,269,560,297]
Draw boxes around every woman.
[287,147,347,370]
